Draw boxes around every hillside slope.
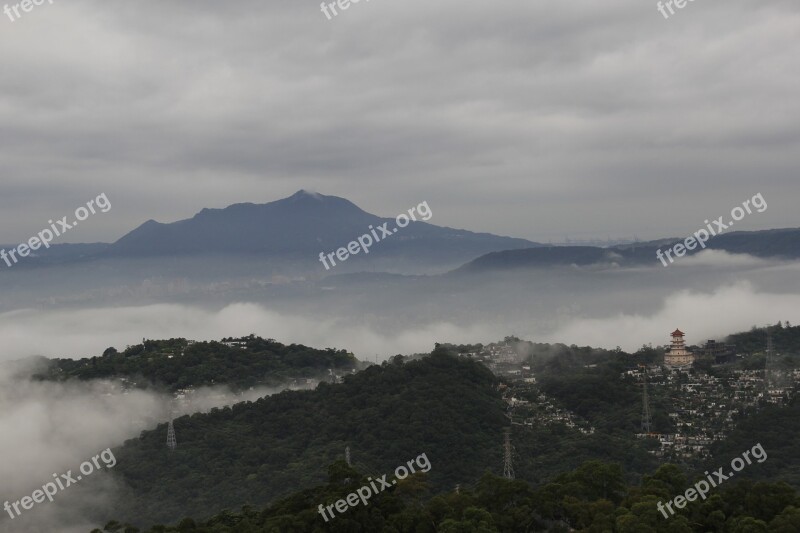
[105,353,508,525]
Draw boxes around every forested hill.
[726,322,800,355]
[103,462,800,533]
[34,335,357,391]
[101,352,509,526]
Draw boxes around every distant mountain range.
[7,191,800,275]
[13,190,538,273]
[452,227,800,273]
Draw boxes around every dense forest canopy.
[34,335,357,391]
[97,459,800,532]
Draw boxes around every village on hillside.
[457,328,799,462]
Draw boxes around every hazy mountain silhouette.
[107,190,537,260]
[9,191,537,274]
[11,192,799,276]
[451,227,800,273]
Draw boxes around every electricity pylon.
[503,428,514,479]
[167,419,177,451]
[641,365,652,433]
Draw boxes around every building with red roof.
[665,328,694,368]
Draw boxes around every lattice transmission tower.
[641,365,652,433]
[765,328,776,391]
[167,419,177,451]
[502,428,515,479]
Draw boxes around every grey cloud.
[0,0,797,243]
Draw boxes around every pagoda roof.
[671,329,685,337]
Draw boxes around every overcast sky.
[0,0,798,244]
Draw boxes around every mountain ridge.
[11,191,538,273]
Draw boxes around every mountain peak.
[108,191,538,265]
[289,189,324,200]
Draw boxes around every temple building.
[664,329,694,368]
